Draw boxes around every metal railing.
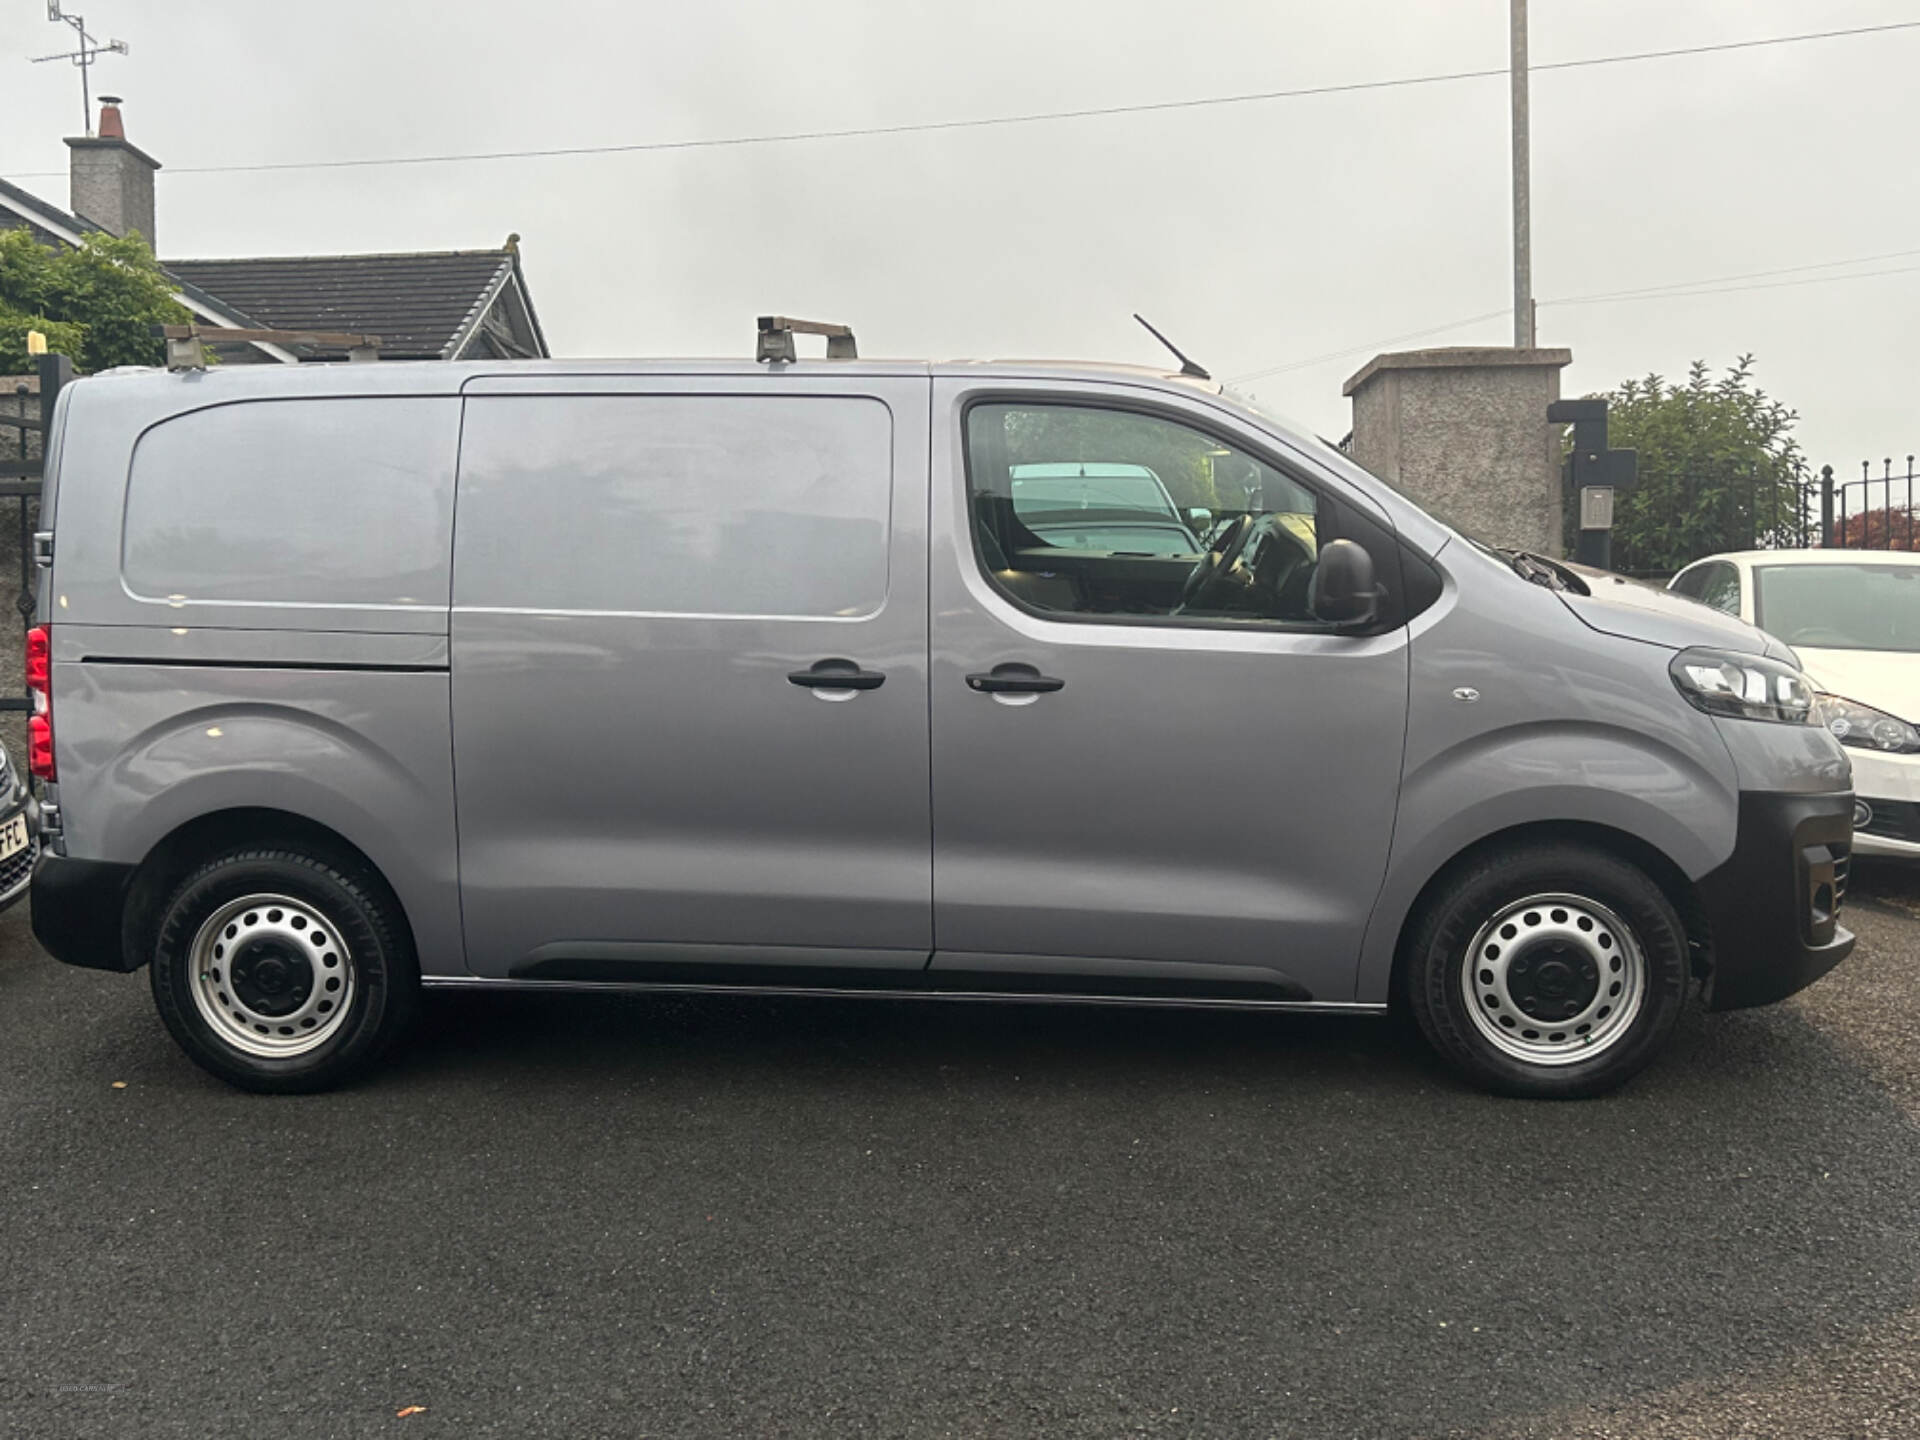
[0,355,69,713]
[1612,455,1920,580]
[1829,456,1920,551]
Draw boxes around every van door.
[928,379,1409,1003]
[450,374,931,981]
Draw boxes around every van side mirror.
[1185,507,1213,532]
[1311,538,1380,629]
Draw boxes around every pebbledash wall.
[1345,347,1572,556]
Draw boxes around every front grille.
[0,834,36,898]
[1833,843,1850,909]
[1859,798,1920,844]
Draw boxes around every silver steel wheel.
[187,893,356,1059]
[1461,892,1647,1067]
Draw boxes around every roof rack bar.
[756,315,856,364]
[153,323,383,370]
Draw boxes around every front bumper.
[1695,790,1854,1011]
[1851,826,1920,860]
[1843,746,1920,857]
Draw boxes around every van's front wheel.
[149,848,418,1092]
[1405,844,1689,1099]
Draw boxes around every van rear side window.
[123,398,454,608]
[453,395,892,618]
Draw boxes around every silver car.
[29,354,1854,1097]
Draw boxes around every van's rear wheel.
[1404,843,1688,1099]
[149,848,418,1093]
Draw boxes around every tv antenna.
[33,3,130,136]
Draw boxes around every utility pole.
[1509,0,1534,348]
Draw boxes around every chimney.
[64,97,160,251]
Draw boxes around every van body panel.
[927,374,1409,1002]
[49,660,463,971]
[31,383,74,631]
[1351,544,1745,1002]
[1713,718,1853,795]
[1559,573,1777,657]
[45,372,463,638]
[448,376,933,977]
[52,623,449,670]
[118,396,456,631]
[510,942,932,988]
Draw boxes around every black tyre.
[148,847,419,1093]
[1404,842,1689,1099]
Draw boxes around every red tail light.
[25,624,52,781]
[24,625,48,692]
[27,715,52,781]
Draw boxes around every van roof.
[75,357,1222,391]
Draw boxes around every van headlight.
[1669,648,1816,724]
[1813,693,1920,752]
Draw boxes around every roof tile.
[162,250,513,358]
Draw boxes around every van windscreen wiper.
[1503,549,1590,596]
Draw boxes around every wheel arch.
[1380,819,1707,1012]
[118,807,417,973]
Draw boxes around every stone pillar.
[1343,346,1572,554]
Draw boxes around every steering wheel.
[1177,513,1256,614]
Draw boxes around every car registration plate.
[0,813,30,862]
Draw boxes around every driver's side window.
[964,402,1331,627]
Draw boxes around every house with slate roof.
[0,98,547,365]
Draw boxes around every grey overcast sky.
[2,1,1915,467]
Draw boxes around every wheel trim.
[187,893,356,1059]
[1461,892,1647,1068]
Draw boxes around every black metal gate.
[1828,456,1920,551]
[1610,457,1919,580]
[0,354,73,715]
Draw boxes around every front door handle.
[965,663,1065,695]
[788,658,886,692]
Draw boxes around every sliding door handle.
[966,663,1064,695]
[789,658,886,692]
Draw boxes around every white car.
[1671,549,1920,857]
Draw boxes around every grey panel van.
[28,352,1855,1098]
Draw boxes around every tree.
[0,228,189,375]
[1837,506,1920,551]
[1588,357,1807,575]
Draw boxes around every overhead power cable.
[1557,260,1920,306]
[5,19,1916,179]
[1547,246,1920,306]
[1228,247,1920,384]
[1231,310,1514,384]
